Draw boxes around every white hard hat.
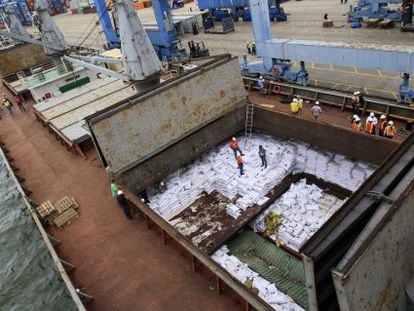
[117,190,123,195]
[353,114,358,119]
[232,137,237,141]
[259,76,263,79]
[370,112,374,117]
[315,101,319,105]
[388,121,394,125]
[380,115,386,119]
[355,91,361,95]
[355,116,360,122]
[353,92,358,96]
[293,98,298,102]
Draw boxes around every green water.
[0,154,77,311]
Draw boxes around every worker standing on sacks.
[258,76,265,97]
[229,137,243,159]
[258,145,267,169]
[236,154,244,176]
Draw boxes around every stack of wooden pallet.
[36,196,79,229]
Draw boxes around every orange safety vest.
[353,122,361,132]
[236,156,243,165]
[385,125,395,137]
[230,141,238,150]
[365,122,374,134]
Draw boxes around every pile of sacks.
[251,179,346,251]
[148,134,375,222]
[212,246,304,311]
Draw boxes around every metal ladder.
[244,100,254,150]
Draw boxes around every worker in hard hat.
[258,76,265,97]
[297,95,303,115]
[236,154,244,176]
[352,115,361,132]
[369,112,378,133]
[311,101,322,119]
[351,91,361,116]
[378,115,387,137]
[258,145,267,169]
[2,94,13,115]
[384,121,395,139]
[290,98,299,114]
[116,190,133,220]
[229,137,243,159]
[364,117,375,135]
[246,40,252,54]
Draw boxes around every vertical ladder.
[244,100,254,150]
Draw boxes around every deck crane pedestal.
[93,0,188,60]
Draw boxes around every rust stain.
[375,278,394,310]
[160,120,172,132]
[219,90,226,99]
[181,96,187,106]
[170,100,177,111]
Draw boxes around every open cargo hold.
[85,54,413,310]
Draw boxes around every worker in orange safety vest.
[384,121,395,139]
[229,137,243,159]
[364,118,375,134]
[351,115,361,132]
[378,115,387,137]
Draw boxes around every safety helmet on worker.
[380,115,386,119]
[259,76,263,79]
[353,114,358,119]
[232,137,237,141]
[315,101,319,105]
[293,98,298,102]
[355,116,361,122]
[388,121,394,125]
[370,112,375,117]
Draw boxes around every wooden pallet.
[53,208,79,229]
[54,196,79,214]
[36,200,57,219]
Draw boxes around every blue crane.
[198,0,287,22]
[243,0,414,104]
[93,0,186,60]
[348,0,402,23]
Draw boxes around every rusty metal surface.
[332,185,414,310]
[254,108,399,166]
[89,57,247,175]
[119,107,245,192]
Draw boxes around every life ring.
[273,85,281,95]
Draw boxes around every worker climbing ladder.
[244,100,254,150]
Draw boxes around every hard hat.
[315,101,319,105]
[370,112,375,117]
[353,92,358,96]
[293,98,298,102]
[389,121,394,125]
[380,115,386,119]
[355,91,361,95]
[353,114,358,119]
[355,116,360,122]
[232,137,237,141]
[117,190,123,195]
[259,76,263,79]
